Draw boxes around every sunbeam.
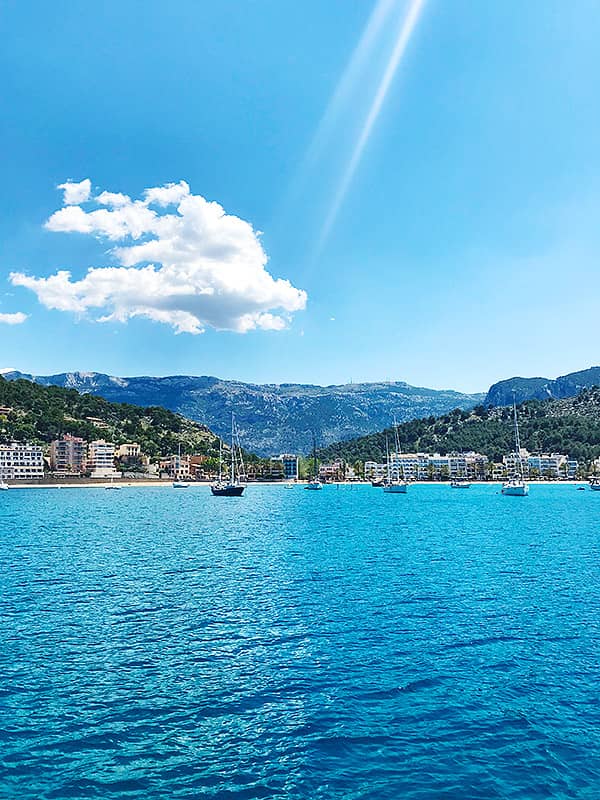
[318,0,426,249]
[304,0,397,168]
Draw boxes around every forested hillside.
[319,387,600,465]
[0,376,221,458]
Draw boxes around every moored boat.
[172,443,189,487]
[502,397,529,497]
[305,434,322,490]
[382,419,408,494]
[211,414,246,497]
[450,477,471,488]
[590,477,600,492]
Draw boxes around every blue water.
[1,484,600,799]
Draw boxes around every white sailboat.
[172,443,190,488]
[211,414,246,496]
[305,433,322,490]
[0,472,8,491]
[450,477,471,488]
[382,419,408,493]
[502,397,529,496]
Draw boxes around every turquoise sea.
[1,484,600,799]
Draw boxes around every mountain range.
[2,371,483,455]
[485,367,600,406]
[4,364,599,456]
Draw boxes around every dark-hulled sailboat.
[211,414,246,497]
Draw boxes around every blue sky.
[1,0,599,393]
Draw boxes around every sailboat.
[450,478,471,488]
[172,443,190,488]
[211,414,246,497]
[0,472,8,491]
[105,474,121,490]
[382,419,408,493]
[305,433,322,490]
[589,477,600,491]
[502,397,529,496]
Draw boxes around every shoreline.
[1,479,592,490]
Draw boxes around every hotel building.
[0,443,45,480]
[50,435,87,475]
[87,440,119,478]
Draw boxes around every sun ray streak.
[304,0,397,168]
[318,0,426,249]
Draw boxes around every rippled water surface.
[2,484,600,799]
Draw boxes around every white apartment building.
[365,452,488,481]
[87,440,119,479]
[504,449,578,479]
[0,443,45,480]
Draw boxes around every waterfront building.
[163,453,191,480]
[365,452,489,482]
[87,440,119,478]
[117,442,141,462]
[0,443,44,480]
[526,453,578,479]
[504,449,579,479]
[246,460,284,481]
[279,454,299,480]
[50,435,87,475]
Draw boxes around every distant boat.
[371,479,384,488]
[451,477,471,488]
[305,433,322,490]
[590,477,600,492]
[502,397,529,496]
[172,443,190,487]
[382,419,408,494]
[0,478,8,491]
[211,415,246,497]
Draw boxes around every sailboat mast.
[231,413,235,483]
[512,395,523,478]
[218,438,222,483]
[386,434,390,482]
[312,433,317,479]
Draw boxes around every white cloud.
[144,180,190,207]
[58,179,91,205]
[0,367,17,373]
[12,181,307,334]
[0,312,27,325]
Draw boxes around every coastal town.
[1,433,598,484]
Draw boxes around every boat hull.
[305,482,322,490]
[383,483,408,493]
[211,484,245,497]
[501,483,529,496]
[590,483,600,492]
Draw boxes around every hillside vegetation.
[0,376,221,458]
[319,387,600,465]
